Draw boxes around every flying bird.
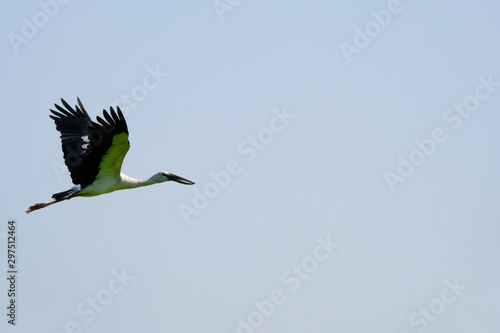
[27,98,194,213]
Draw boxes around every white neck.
[118,173,164,189]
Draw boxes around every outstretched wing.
[50,98,130,188]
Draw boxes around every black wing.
[50,98,129,188]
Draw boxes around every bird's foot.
[26,203,47,214]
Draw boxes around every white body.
[79,173,165,197]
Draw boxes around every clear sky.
[1,1,500,332]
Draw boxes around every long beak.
[168,174,195,185]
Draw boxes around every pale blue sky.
[1,1,500,332]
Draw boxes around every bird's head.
[154,172,195,185]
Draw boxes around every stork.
[26,98,194,213]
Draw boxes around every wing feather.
[50,98,130,188]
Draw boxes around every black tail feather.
[52,187,80,200]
